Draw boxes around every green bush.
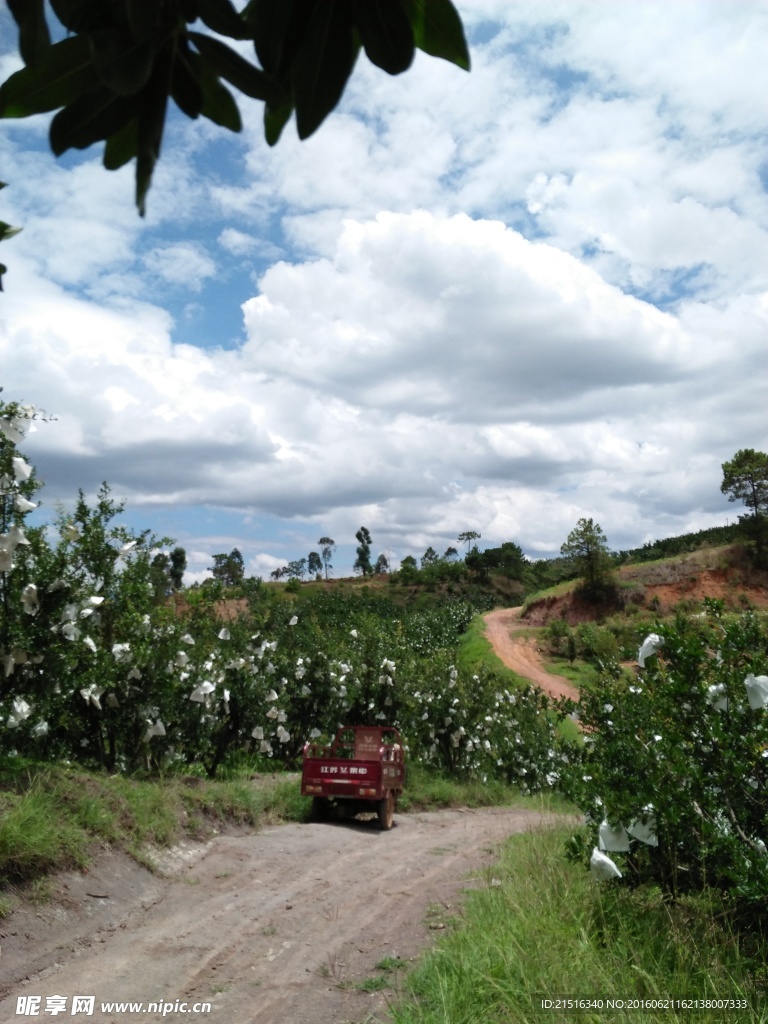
[563,610,768,920]
[546,618,571,655]
[577,622,619,665]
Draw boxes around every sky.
[1,1,767,582]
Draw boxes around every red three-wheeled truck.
[301,725,405,830]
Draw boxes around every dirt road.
[483,607,579,702]
[0,607,575,1024]
[1,806,566,1024]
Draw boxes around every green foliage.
[169,546,186,590]
[398,554,418,584]
[151,548,186,598]
[421,546,439,568]
[210,548,245,585]
[546,618,571,653]
[618,523,742,563]
[722,449,768,518]
[353,525,373,576]
[576,621,619,667]
[318,536,335,580]
[286,557,307,580]
[0,182,22,290]
[466,541,528,582]
[0,0,469,216]
[457,530,480,555]
[562,609,768,919]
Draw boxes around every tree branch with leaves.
[0,0,469,219]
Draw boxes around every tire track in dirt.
[0,808,569,1024]
[483,607,579,702]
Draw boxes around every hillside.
[250,540,766,622]
[521,543,768,626]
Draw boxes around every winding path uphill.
[483,607,579,702]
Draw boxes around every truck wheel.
[378,790,395,831]
[311,796,330,822]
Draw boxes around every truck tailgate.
[302,758,383,797]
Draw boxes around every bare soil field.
[0,807,566,1024]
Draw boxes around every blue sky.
[2,2,767,581]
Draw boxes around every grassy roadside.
[0,758,571,917]
[398,764,574,815]
[0,759,304,911]
[388,826,767,1024]
[520,578,579,614]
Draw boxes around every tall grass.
[0,763,310,896]
[390,828,766,1024]
[0,788,88,880]
[400,763,574,815]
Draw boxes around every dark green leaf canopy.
[0,0,470,215]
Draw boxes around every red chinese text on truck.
[301,725,405,830]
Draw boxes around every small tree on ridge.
[721,448,768,567]
[560,518,613,600]
[354,527,373,577]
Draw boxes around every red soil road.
[483,607,579,702]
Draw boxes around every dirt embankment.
[0,807,566,1024]
[521,556,768,629]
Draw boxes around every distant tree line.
[614,523,743,565]
[205,447,768,594]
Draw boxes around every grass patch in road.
[544,655,601,691]
[377,956,408,973]
[389,827,766,1024]
[355,976,389,992]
